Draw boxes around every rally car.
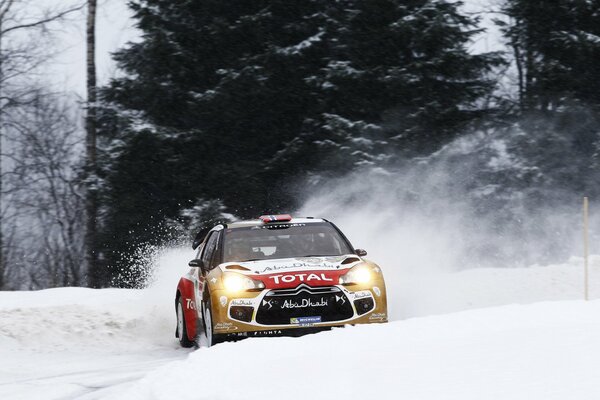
[175,215,388,347]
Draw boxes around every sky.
[38,0,506,99]
[44,0,139,97]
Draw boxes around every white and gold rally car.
[175,215,387,347]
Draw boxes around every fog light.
[230,306,253,322]
[354,297,375,315]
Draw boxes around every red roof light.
[259,214,292,223]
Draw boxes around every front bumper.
[210,283,388,335]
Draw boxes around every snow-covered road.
[1,249,599,399]
[0,286,192,399]
[0,250,195,400]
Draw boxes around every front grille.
[255,284,353,325]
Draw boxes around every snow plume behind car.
[299,125,600,319]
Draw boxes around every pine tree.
[101,0,503,282]
[499,0,600,210]
[101,0,336,278]
[273,0,503,176]
[501,0,600,112]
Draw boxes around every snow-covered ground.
[0,249,194,400]
[118,300,600,400]
[1,249,599,399]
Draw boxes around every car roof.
[225,217,325,229]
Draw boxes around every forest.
[1,0,599,289]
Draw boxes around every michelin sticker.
[290,316,322,326]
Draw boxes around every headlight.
[222,273,265,292]
[339,266,372,285]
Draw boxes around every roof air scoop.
[225,264,251,271]
[341,256,361,265]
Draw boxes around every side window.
[195,243,204,260]
[201,232,218,265]
[209,232,222,269]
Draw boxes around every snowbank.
[114,300,600,400]
[0,248,195,400]
[392,256,600,318]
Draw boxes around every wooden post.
[583,197,589,301]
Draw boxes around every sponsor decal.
[268,273,333,284]
[260,262,336,273]
[299,258,325,264]
[373,286,381,297]
[353,290,372,299]
[185,298,196,310]
[220,296,228,307]
[230,299,254,307]
[282,298,328,309]
[368,313,387,321]
[251,330,283,336]
[261,264,305,273]
[262,299,274,310]
[290,316,322,326]
[214,322,238,331]
[254,223,306,230]
[225,332,248,338]
[257,258,344,273]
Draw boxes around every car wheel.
[177,296,195,348]
[202,297,222,347]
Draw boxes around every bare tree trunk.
[524,35,534,111]
[0,22,4,291]
[0,1,10,290]
[85,0,99,287]
[511,26,525,112]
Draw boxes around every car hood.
[218,255,362,276]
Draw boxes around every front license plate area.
[255,287,353,325]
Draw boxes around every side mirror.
[188,259,205,269]
[354,249,367,257]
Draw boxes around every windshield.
[222,222,353,262]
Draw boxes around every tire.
[202,297,223,347]
[176,296,195,348]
